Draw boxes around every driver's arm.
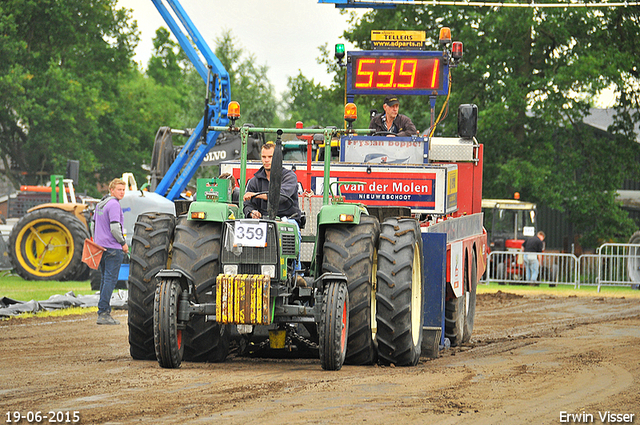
[243,178,261,218]
[278,171,299,210]
[396,115,418,137]
[243,192,267,201]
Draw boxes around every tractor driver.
[243,141,303,225]
[243,141,305,286]
[369,96,418,137]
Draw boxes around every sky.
[116,0,363,97]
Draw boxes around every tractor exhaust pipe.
[266,130,284,220]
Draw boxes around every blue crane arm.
[151,0,231,200]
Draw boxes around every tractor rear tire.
[462,252,478,343]
[376,218,424,366]
[171,217,230,363]
[9,208,90,281]
[90,269,101,290]
[154,278,185,368]
[128,213,175,360]
[322,215,380,365]
[74,264,91,282]
[319,280,349,371]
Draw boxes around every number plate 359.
[234,221,267,247]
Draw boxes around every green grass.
[479,281,640,298]
[0,273,97,302]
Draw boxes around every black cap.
[384,96,399,106]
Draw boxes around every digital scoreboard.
[346,51,449,96]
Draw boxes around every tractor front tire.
[376,218,424,366]
[171,217,230,363]
[9,208,89,281]
[322,215,380,365]
[128,213,175,360]
[154,278,185,368]
[319,280,349,371]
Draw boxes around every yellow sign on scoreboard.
[371,30,426,50]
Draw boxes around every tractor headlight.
[223,265,238,275]
[339,214,354,222]
[261,265,276,278]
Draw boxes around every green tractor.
[128,117,425,370]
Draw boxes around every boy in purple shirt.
[93,178,129,325]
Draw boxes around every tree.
[0,0,141,193]
[146,27,202,129]
[147,27,187,86]
[283,72,343,127]
[214,31,277,127]
[146,26,208,128]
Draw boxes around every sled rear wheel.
[462,253,478,343]
[445,253,468,347]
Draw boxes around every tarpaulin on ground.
[0,290,128,318]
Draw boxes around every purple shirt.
[94,197,125,250]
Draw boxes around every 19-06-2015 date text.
[5,411,80,423]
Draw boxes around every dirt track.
[1,290,639,424]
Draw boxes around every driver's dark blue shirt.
[243,167,302,223]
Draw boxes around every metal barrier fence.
[591,243,640,289]
[483,251,578,286]
[482,245,640,291]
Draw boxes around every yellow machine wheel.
[9,207,89,281]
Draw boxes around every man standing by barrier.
[93,178,129,325]
[522,231,545,283]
